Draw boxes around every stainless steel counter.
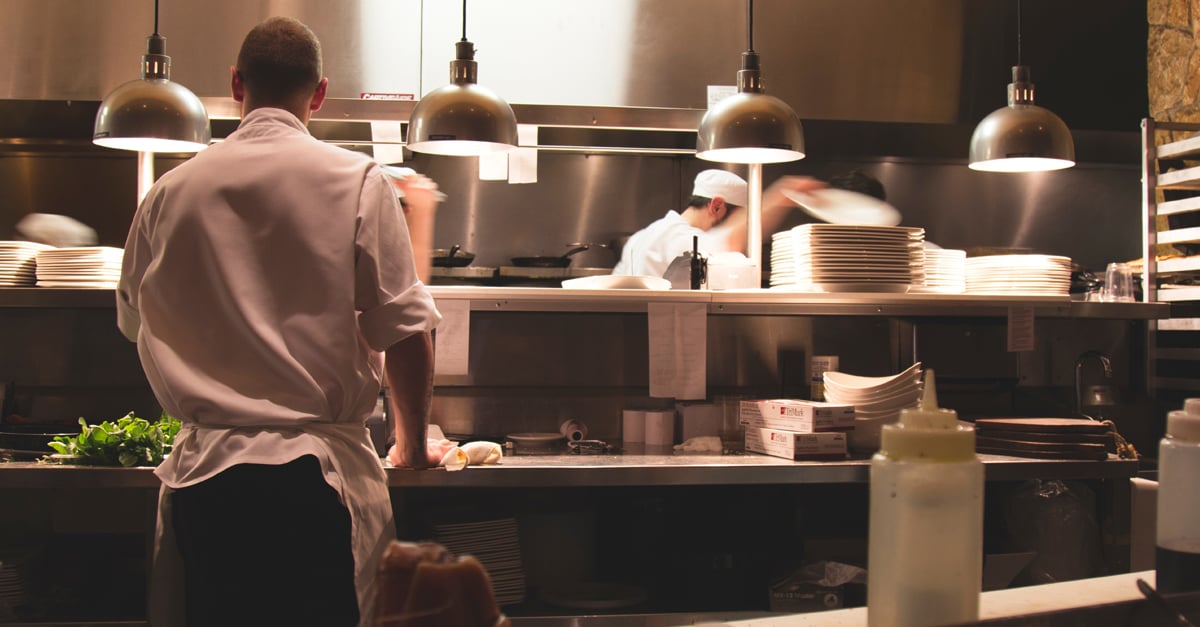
[0,453,1138,490]
[0,286,1170,319]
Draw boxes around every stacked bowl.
[823,362,923,451]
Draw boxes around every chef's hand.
[392,174,443,217]
[764,175,826,212]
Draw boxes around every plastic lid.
[1168,398,1200,441]
[878,368,976,460]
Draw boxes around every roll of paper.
[622,410,646,444]
[645,410,676,446]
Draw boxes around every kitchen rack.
[1141,118,1200,396]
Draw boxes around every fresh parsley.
[46,412,181,467]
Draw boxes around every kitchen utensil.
[1137,578,1198,627]
[783,188,902,226]
[432,245,475,268]
[511,244,589,268]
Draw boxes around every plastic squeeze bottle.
[867,369,984,627]
[1156,398,1200,594]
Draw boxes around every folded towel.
[461,441,503,465]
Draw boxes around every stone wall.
[1149,0,1200,130]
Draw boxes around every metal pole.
[747,162,763,280]
[137,151,155,205]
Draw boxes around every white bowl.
[824,372,922,401]
[823,362,922,391]
[827,387,922,413]
[852,407,905,420]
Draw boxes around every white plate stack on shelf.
[911,248,967,294]
[964,254,1071,296]
[35,246,124,288]
[823,362,923,451]
[769,224,925,293]
[0,241,53,287]
[432,517,526,606]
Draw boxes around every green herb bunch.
[46,411,182,467]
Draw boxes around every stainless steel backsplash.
[0,0,1156,452]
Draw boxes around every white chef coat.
[612,210,728,278]
[116,107,442,626]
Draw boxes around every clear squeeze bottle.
[867,369,984,627]
[1156,398,1200,594]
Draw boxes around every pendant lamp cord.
[460,0,468,42]
[746,0,755,53]
[1016,0,1022,66]
[153,0,160,36]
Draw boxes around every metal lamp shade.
[93,77,211,153]
[968,103,1075,172]
[407,82,518,156]
[696,91,805,164]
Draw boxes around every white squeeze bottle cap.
[878,369,976,460]
[1168,398,1200,442]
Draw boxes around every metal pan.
[432,245,475,268]
[511,244,589,268]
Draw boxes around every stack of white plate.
[769,224,925,292]
[823,362,923,451]
[0,241,52,286]
[35,246,123,288]
[964,254,1071,296]
[433,517,526,606]
[911,248,967,294]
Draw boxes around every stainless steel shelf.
[0,454,1138,490]
[0,286,1169,319]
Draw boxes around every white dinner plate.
[561,275,671,290]
[783,188,903,225]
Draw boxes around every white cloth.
[117,107,442,626]
[612,210,727,278]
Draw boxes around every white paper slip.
[433,299,470,376]
[647,302,707,400]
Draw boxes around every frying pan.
[511,244,589,268]
[432,245,475,268]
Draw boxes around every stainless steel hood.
[0,0,1146,130]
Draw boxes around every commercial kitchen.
[0,1,1196,625]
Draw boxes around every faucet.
[1074,350,1113,417]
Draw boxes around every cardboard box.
[768,581,845,613]
[745,427,848,460]
[739,399,855,432]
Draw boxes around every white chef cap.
[692,169,748,207]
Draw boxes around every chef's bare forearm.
[405,204,435,285]
[384,330,435,468]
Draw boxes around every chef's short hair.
[237,17,323,104]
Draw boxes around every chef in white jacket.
[613,169,823,278]
[116,17,451,627]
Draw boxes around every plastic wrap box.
[739,399,855,432]
[744,427,848,460]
